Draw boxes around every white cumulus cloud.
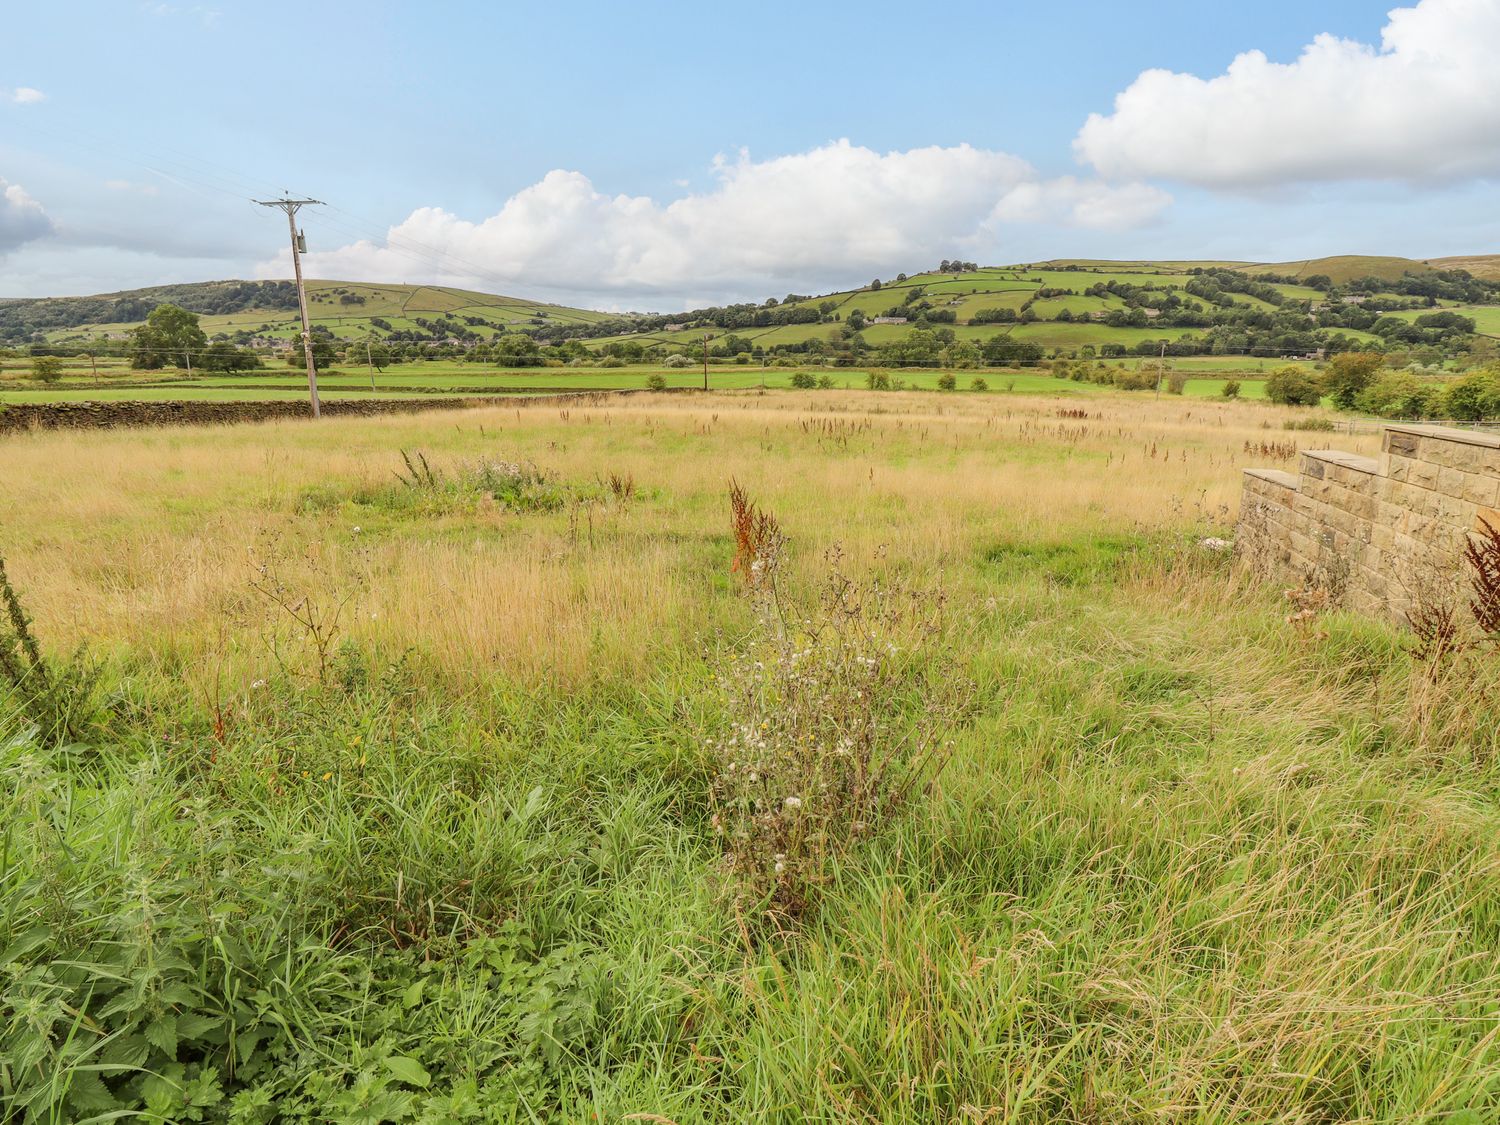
[10,87,45,105]
[266,140,1167,308]
[0,178,52,254]
[1074,0,1500,189]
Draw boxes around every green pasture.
[0,359,1280,405]
[1384,304,1500,336]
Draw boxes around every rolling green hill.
[582,258,1499,361]
[1431,254,1500,281]
[2,279,615,346]
[1232,255,1438,284]
[7,255,1498,365]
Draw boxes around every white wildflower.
[783,796,803,810]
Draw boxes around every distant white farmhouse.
[872,316,908,325]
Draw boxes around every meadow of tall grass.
[3,389,1499,1122]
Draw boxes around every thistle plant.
[711,491,961,933]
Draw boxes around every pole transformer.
[256,197,324,418]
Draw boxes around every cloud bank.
[0,179,52,254]
[272,140,1167,308]
[1075,0,1500,189]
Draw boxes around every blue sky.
[1,0,1496,309]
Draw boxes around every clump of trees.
[1260,352,1500,420]
[129,304,207,370]
[1321,352,1385,409]
[1265,365,1326,406]
[198,342,261,373]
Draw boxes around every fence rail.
[1329,418,1500,435]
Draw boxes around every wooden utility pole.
[1154,341,1167,396]
[702,332,709,391]
[366,339,376,393]
[256,196,324,418]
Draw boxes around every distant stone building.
[872,316,908,325]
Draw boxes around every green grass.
[1385,304,1500,336]
[5,390,1499,1118]
[0,359,1292,404]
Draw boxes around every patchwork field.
[28,280,615,347]
[3,387,1498,1119]
[16,254,1482,367]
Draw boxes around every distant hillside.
[580,257,1500,362]
[8,255,1496,356]
[1,279,614,344]
[1431,255,1500,281]
[0,280,299,336]
[1233,255,1437,284]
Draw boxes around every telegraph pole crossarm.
[255,196,324,418]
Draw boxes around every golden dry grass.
[0,389,1376,685]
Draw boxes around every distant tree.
[1444,367,1500,421]
[129,303,207,370]
[285,335,337,372]
[360,339,393,371]
[491,333,542,366]
[198,342,261,373]
[980,335,1044,366]
[870,279,882,291]
[970,307,1018,325]
[1265,365,1324,406]
[30,355,62,383]
[1323,351,1383,409]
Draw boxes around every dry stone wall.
[1236,425,1500,621]
[0,389,669,436]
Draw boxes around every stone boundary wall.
[1236,424,1500,621]
[0,389,674,436]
